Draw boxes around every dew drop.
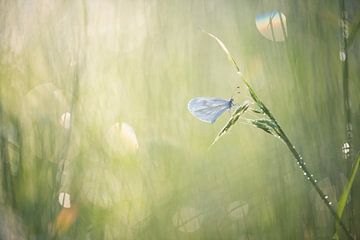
[342,142,350,154]
[329,202,332,205]
[307,177,310,180]
[314,180,318,183]
[325,195,329,199]
[340,51,346,62]
[303,172,307,176]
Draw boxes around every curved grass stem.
[242,74,354,239]
[205,30,354,239]
[274,118,354,240]
[242,59,354,240]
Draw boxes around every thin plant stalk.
[205,30,354,240]
[339,0,354,233]
[334,153,360,239]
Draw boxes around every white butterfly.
[188,97,234,124]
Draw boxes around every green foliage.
[250,119,278,136]
[0,1,359,239]
[334,153,360,239]
[206,31,356,239]
[211,101,249,146]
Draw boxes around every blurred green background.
[0,0,360,239]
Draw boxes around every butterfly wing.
[188,97,232,123]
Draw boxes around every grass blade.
[202,29,241,73]
[210,101,249,146]
[334,153,360,239]
[250,119,278,136]
[205,29,354,240]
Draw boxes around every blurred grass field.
[0,0,360,239]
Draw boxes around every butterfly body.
[188,97,234,123]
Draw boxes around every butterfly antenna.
[229,85,241,100]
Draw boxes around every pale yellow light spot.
[58,192,71,208]
[227,201,249,220]
[107,122,139,155]
[172,207,202,233]
[60,112,71,129]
